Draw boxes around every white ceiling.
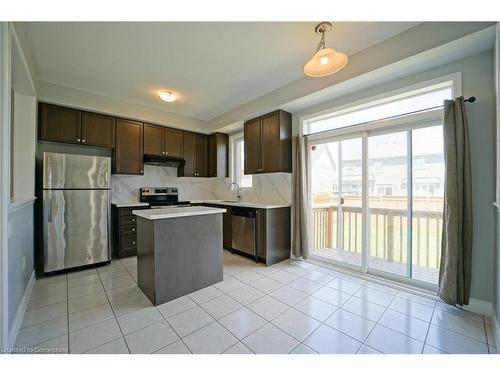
[17,22,419,121]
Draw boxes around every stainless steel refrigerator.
[42,152,111,273]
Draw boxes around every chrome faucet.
[229,182,241,201]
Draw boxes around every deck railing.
[312,203,443,269]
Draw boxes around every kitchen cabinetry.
[143,124,164,156]
[144,124,184,158]
[39,103,82,144]
[197,203,290,265]
[208,132,229,177]
[81,111,115,147]
[39,103,115,147]
[179,132,207,177]
[112,205,144,258]
[255,207,291,266]
[38,102,228,178]
[164,128,184,158]
[113,119,144,175]
[244,110,292,174]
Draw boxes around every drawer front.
[120,215,137,226]
[120,235,137,251]
[120,224,137,236]
[119,208,134,216]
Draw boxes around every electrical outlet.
[22,256,26,271]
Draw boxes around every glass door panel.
[310,142,339,252]
[340,137,363,266]
[310,137,363,268]
[368,132,408,277]
[411,126,444,284]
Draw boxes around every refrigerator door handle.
[47,190,52,222]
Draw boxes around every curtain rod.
[304,96,477,138]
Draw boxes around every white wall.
[11,93,36,201]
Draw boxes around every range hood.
[143,154,185,168]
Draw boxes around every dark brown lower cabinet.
[112,205,145,258]
[199,203,290,265]
[255,207,291,266]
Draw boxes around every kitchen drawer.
[119,208,135,216]
[120,215,137,226]
[120,224,137,236]
[121,235,137,250]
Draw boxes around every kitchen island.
[132,206,226,305]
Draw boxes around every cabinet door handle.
[140,170,143,174]
[77,138,81,142]
[132,228,135,231]
[132,241,136,245]
[132,218,135,222]
[165,152,168,155]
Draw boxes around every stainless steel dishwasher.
[231,206,257,257]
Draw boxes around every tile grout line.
[94,260,131,354]
[420,301,436,353]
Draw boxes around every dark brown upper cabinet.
[179,132,207,177]
[244,110,292,174]
[113,119,144,175]
[208,132,229,178]
[164,128,184,158]
[81,112,115,148]
[195,134,208,177]
[39,103,115,148]
[143,124,165,156]
[144,124,184,158]
[39,103,82,144]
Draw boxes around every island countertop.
[132,206,226,220]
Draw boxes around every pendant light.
[303,22,348,78]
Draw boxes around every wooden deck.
[312,247,438,285]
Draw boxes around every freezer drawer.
[43,189,111,272]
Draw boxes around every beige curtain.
[438,96,473,306]
[292,135,310,258]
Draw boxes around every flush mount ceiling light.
[158,90,177,103]
[303,22,348,78]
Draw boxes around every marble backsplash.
[111,165,292,205]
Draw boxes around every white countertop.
[112,201,150,208]
[133,206,226,220]
[191,200,291,209]
[114,199,291,209]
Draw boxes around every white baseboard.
[7,271,35,349]
[492,308,500,349]
[465,298,493,317]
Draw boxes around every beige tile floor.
[14,251,498,354]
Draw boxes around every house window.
[231,134,252,188]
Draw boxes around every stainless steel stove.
[140,187,190,208]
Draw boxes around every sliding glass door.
[308,121,445,287]
[309,134,364,269]
[368,131,409,277]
